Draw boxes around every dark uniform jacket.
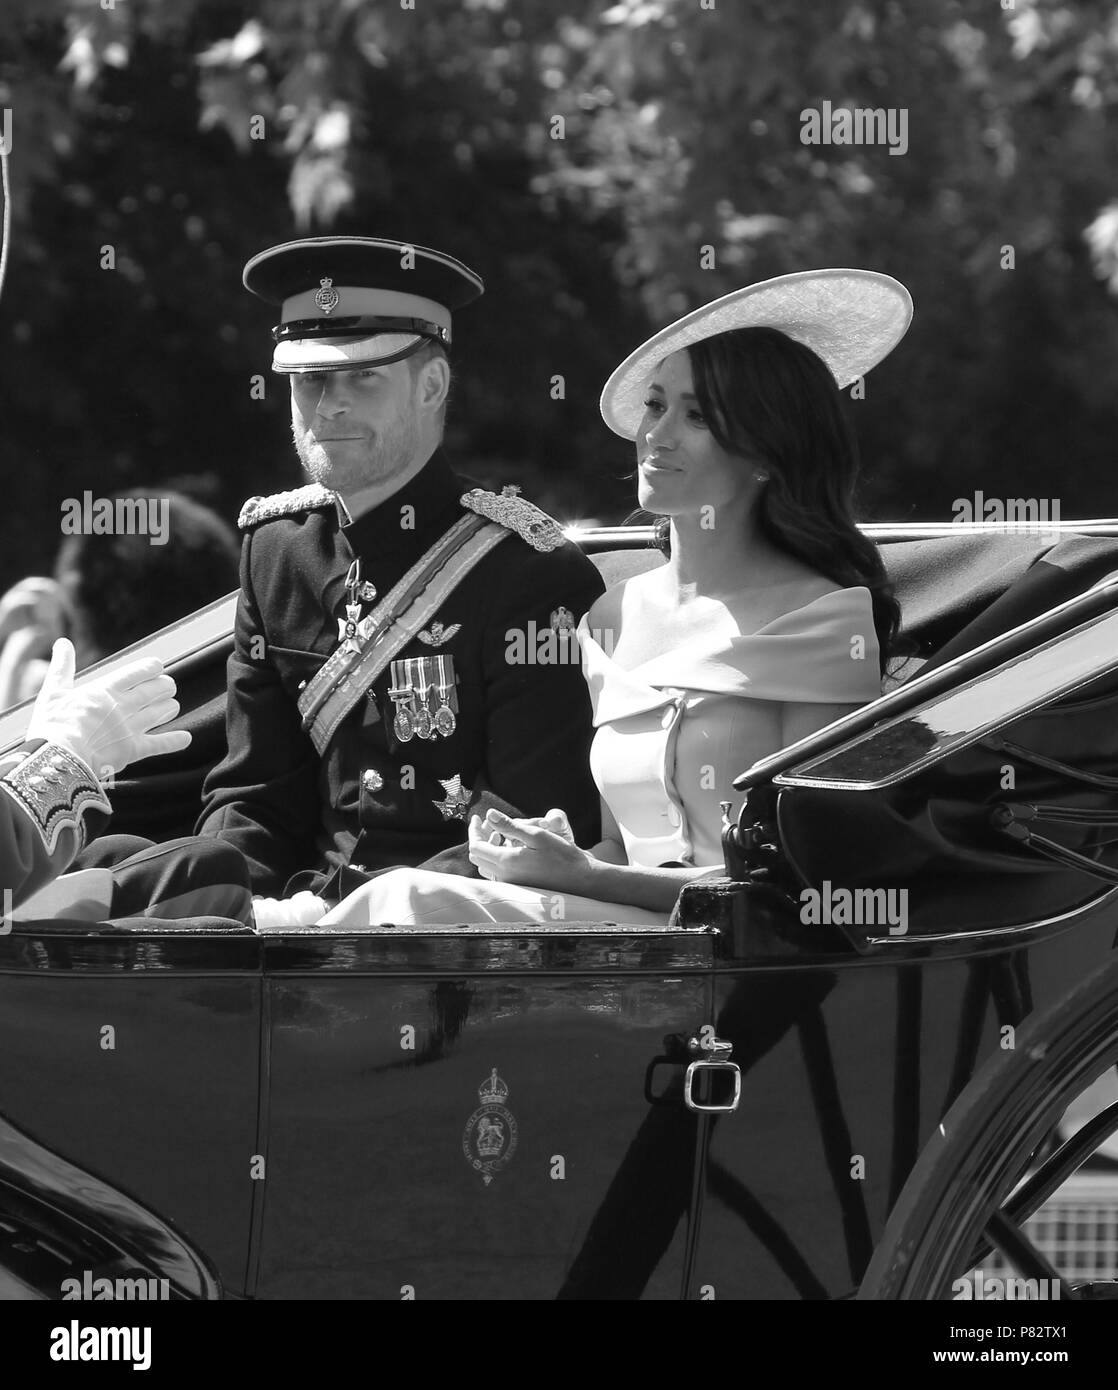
[196,451,605,898]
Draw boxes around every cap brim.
[599,268,913,439]
[245,237,484,309]
[272,333,426,373]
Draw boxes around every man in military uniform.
[196,237,604,920]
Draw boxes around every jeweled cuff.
[0,742,112,856]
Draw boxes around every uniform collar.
[339,448,465,556]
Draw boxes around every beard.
[292,408,420,494]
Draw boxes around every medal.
[433,653,458,738]
[406,655,437,739]
[433,774,471,821]
[390,656,430,742]
[337,602,367,656]
[346,560,375,605]
[392,699,416,742]
[389,660,417,742]
[389,654,457,742]
[336,559,376,656]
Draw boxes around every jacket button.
[362,769,384,793]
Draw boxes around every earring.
[754,471,768,483]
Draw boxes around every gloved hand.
[25,638,191,777]
[252,892,328,931]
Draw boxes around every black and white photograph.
[1,0,1117,1350]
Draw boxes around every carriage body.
[2,520,1117,1300]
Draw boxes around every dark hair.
[650,326,901,673]
[54,489,241,666]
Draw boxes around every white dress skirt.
[315,589,882,929]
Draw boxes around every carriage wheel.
[857,953,1118,1300]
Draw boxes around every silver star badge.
[432,775,471,821]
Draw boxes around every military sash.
[296,513,510,755]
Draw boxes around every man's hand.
[468,807,592,892]
[26,639,191,776]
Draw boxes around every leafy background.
[4,0,1118,589]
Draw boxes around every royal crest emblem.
[462,1069,519,1185]
[549,606,575,632]
[314,276,340,315]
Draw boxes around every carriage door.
[252,923,718,1300]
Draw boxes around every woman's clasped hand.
[467,807,589,890]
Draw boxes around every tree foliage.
[4,0,1118,586]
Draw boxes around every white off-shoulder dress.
[315,588,882,928]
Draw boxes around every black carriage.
[2,517,1117,1301]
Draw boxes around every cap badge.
[314,276,340,315]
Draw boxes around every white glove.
[252,892,328,931]
[25,639,191,777]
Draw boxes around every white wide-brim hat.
[599,267,913,439]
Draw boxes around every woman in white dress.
[309,269,913,929]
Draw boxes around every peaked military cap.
[243,237,485,374]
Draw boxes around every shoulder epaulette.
[238,484,336,530]
[459,486,565,553]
